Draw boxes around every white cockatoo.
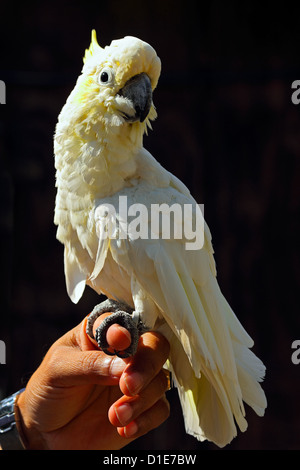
[54,30,267,447]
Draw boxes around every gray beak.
[118,73,152,123]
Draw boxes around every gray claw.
[86,299,147,358]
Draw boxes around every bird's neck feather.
[55,109,144,202]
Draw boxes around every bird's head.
[62,30,161,133]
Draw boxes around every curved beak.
[118,73,152,123]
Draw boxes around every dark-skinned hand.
[16,313,170,450]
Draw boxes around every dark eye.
[98,68,114,85]
[100,71,109,82]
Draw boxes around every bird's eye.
[98,68,114,85]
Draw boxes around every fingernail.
[123,372,143,396]
[115,403,132,426]
[107,356,127,378]
[124,420,138,438]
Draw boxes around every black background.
[0,0,300,450]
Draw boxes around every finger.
[91,313,132,353]
[119,331,170,397]
[108,369,170,428]
[106,324,132,352]
[117,396,170,439]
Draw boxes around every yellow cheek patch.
[73,76,99,104]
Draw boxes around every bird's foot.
[86,299,148,358]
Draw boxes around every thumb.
[38,319,129,388]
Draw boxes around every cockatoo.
[54,30,267,447]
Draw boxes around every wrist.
[16,390,47,450]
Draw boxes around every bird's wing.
[92,182,266,446]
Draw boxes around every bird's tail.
[170,342,266,447]
[156,251,267,448]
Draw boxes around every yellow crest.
[83,30,102,64]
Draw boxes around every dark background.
[0,0,300,450]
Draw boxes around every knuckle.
[158,370,170,393]
[148,331,170,359]
[80,350,103,374]
[44,344,64,370]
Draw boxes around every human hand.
[17,314,170,450]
